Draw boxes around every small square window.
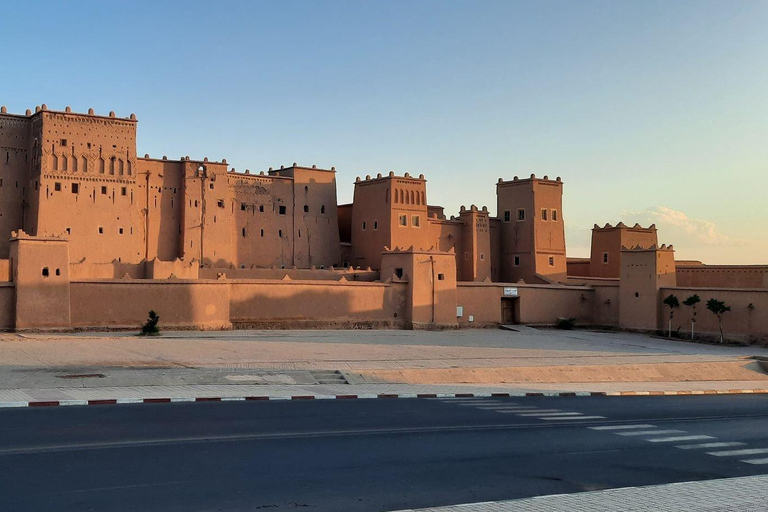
[304,205,309,213]
[480,253,485,261]
[321,205,325,214]
[549,256,555,267]
[503,210,511,222]
[119,228,124,235]
[121,187,127,196]
[437,273,445,281]
[399,214,407,226]
[98,227,104,234]
[514,256,520,266]
[278,229,283,237]
[241,203,247,211]
[65,228,71,235]
[517,209,525,221]
[259,205,264,212]
[60,139,67,146]
[395,268,404,279]
[55,268,61,276]
[71,183,79,194]
[54,182,61,192]
[278,205,287,215]
[412,215,420,227]
[217,200,225,208]
[209,183,214,190]
[552,209,558,221]
[101,186,107,195]
[541,208,548,221]
[42,267,49,277]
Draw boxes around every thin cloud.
[621,206,742,247]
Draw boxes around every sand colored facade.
[0,104,765,340]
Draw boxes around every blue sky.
[2,1,766,263]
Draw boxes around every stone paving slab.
[388,475,768,511]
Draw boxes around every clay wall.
[489,218,501,282]
[456,282,593,327]
[428,218,462,277]
[270,166,340,268]
[458,207,492,282]
[660,287,768,342]
[0,283,13,329]
[0,259,10,282]
[70,279,230,330]
[69,259,145,280]
[619,248,677,330]
[229,172,294,268]
[139,158,185,261]
[566,258,591,277]
[229,279,406,328]
[496,178,536,283]
[532,178,567,280]
[676,266,768,289]
[388,175,429,253]
[0,114,32,258]
[199,266,378,281]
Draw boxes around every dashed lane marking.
[589,425,656,431]
[676,442,747,450]
[617,430,686,436]
[517,412,583,417]
[648,435,715,443]
[707,448,768,457]
[541,416,605,421]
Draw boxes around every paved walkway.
[389,475,768,511]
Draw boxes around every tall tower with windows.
[496,174,566,283]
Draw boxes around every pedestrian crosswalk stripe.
[676,442,746,450]
[648,435,715,443]
[589,425,656,431]
[708,448,768,457]
[618,430,685,436]
[742,457,768,465]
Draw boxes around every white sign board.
[503,287,518,297]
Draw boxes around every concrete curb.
[1,389,767,408]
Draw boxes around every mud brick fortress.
[0,105,765,341]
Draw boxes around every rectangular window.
[541,208,548,221]
[260,229,264,237]
[373,221,378,230]
[399,214,407,226]
[503,210,511,222]
[395,268,404,279]
[98,227,104,234]
[552,209,558,221]
[71,183,79,194]
[362,221,366,230]
[242,228,246,237]
[278,205,286,215]
[602,252,609,264]
[54,182,61,192]
[480,253,485,261]
[549,256,555,267]
[304,205,309,213]
[119,228,124,235]
[241,203,246,211]
[259,205,264,212]
[517,209,525,221]
[121,187,127,196]
[513,256,520,266]
[412,215,420,227]
[101,186,107,195]
[60,139,67,146]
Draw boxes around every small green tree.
[662,294,680,338]
[706,298,730,343]
[141,310,161,336]
[683,294,701,340]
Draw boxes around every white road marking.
[517,412,583,417]
[676,442,747,450]
[742,458,768,465]
[589,425,656,431]
[708,448,768,457]
[474,406,538,410]
[617,430,686,436]
[541,416,605,421]
[458,402,504,406]
[647,435,715,443]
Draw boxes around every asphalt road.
[1,395,768,511]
